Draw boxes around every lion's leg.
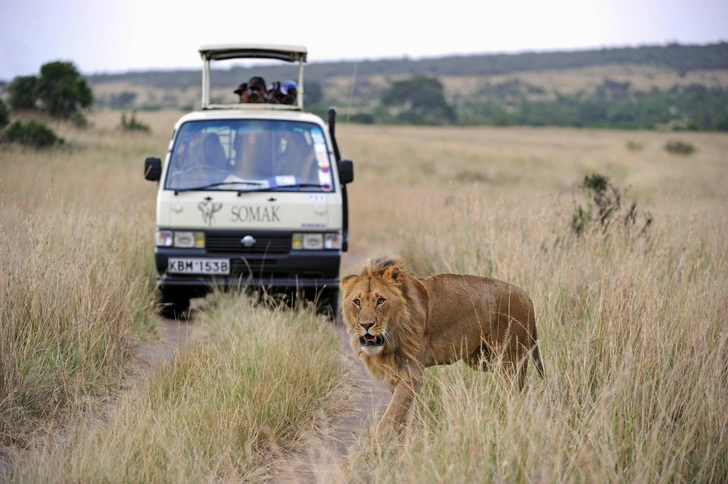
[466,344,493,371]
[376,377,421,440]
[502,346,529,390]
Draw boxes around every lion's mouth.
[359,334,385,347]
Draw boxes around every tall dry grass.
[332,124,728,481]
[0,110,176,443]
[339,193,727,482]
[6,294,349,482]
[2,110,350,481]
[3,111,726,482]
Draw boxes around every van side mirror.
[144,156,162,182]
[338,159,353,185]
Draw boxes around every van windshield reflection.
[165,119,334,193]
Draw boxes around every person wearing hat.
[233,82,249,103]
[246,76,268,104]
[267,81,285,104]
[279,80,298,105]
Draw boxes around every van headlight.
[156,229,205,248]
[292,232,341,250]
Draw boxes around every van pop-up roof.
[198,43,308,111]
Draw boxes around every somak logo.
[198,197,222,226]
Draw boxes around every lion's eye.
[376,297,385,305]
[353,298,360,306]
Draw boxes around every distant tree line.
[458,81,728,131]
[81,42,728,89]
[5,44,726,134]
[350,76,728,130]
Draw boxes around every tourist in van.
[279,80,298,105]
[267,81,285,104]
[246,76,268,104]
[233,82,248,103]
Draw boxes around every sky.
[1,0,726,81]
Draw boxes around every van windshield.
[165,120,334,192]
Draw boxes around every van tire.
[317,287,340,321]
[159,289,190,319]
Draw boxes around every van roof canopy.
[199,44,307,63]
[198,43,308,110]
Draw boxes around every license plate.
[168,258,230,274]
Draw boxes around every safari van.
[144,44,353,318]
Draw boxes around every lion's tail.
[532,324,545,379]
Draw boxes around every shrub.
[70,111,89,129]
[119,111,151,133]
[625,140,643,151]
[571,173,652,237]
[4,120,64,148]
[348,112,376,124]
[664,140,696,155]
[0,98,9,129]
[8,75,39,110]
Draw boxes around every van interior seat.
[202,132,227,170]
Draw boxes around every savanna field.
[1,110,727,482]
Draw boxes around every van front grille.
[206,232,291,255]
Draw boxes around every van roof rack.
[198,44,307,110]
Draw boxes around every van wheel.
[159,289,190,319]
[316,288,340,321]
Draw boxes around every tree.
[8,75,39,110]
[381,75,456,124]
[36,61,93,119]
[0,98,9,129]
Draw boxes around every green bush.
[70,111,89,129]
[0,98,9,129]
[571,173,652,237]
[664,140,696,155]
[8,75,39,110]
[625,140,643,151]
[8,62,93,120]
[119,111,151,133]
[348,112,376,124]
[4,120,64,148]
[37,61,93,119]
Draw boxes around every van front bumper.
[154,247,341,295]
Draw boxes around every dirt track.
[131,249,391,478]
[134,311,389,481]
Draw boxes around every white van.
[144,44,353,318]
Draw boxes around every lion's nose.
[360,321,375,332]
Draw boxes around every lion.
[341,256,544,437]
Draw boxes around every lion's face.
[342,267,404,356]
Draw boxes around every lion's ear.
[381,267,403,287]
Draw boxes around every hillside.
[86,42,728,130]
[88,42,728,86]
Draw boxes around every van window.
[165,120,333,192]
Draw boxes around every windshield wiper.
[236,183,325,196]
[174,180,263,195]
[173,181,326,196]
[271,183,324,190]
